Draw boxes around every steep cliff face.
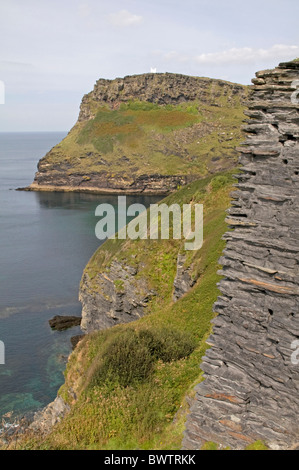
[183,59,299,450]
[79,260,156,334]
[26,73,247,195]
[79,251,198,334]
[78,185,202,334]
[77,73,244,121]
[22,172,235,450]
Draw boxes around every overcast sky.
[0,0,299,131]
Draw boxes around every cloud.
[108,9,143,27]
[194,44,299,65]
[158,44,299,73]
[0,60,35,72]
[77,2,91,18]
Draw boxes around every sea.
[0,132,159,422]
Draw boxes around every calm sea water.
[0,132,159,420]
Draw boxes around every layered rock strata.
[78,73,245,121]
[183,59,299,450]
[27,173,190,196]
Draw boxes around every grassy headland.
[29,73,248,193]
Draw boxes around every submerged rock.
[48,315,81,331]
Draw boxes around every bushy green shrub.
[138,328,196,363]
[90,327,196,389]
[91,329,154,388]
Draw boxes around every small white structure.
[150,67,157,73]
[0,80,5,104]
[0,340,5,365]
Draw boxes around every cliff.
[8,171,237,449]
[183,59,299,450]
[26,73,247,194]
[5,61,299,451]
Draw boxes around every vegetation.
[245,440,269,451]
[87,327,196,389]
[38,84,247,181]
[12,170,238,450]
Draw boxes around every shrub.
[138,327,196,363]
[91,329,154,388]
[90,327,196,389]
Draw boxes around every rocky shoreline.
[20,174,191,196]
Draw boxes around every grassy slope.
[39,92,247,179]
[17,170,239,450]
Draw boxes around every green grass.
[245,440,269,450]
[13,170,238,450]
[76,105,201,155]
[36,84,247,180]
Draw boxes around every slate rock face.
[79,260,155,334]
[183,59,299,450]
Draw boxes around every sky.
[0,0,299,131]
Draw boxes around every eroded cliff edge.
[183,59,299,450]
[26,73,247,195]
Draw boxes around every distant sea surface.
[0,132,159,420]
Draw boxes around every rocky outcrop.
[183,59,299,450]
[78,73,246,121]
[27,173,191,196]
[79,260,156,334]
[49,315,81,331]
[29,397,70,435]
[173,253,196,302]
